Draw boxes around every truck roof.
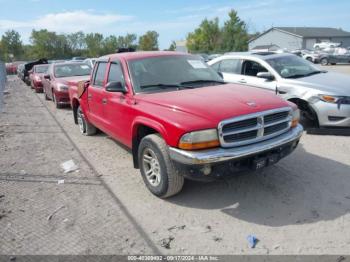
[98,51,189,62]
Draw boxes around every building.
[250,44,280,52]
[175,40,188,53]
[248,27,350,50]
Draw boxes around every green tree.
[85,33,104,57]
[221,10,249,52]
[1,30,23,61]
[30,29,70,59]
[118,33,137,49]
[67,31,86,55]
[138,31,159,51]
[167,41,176,51]
[103,35,118,54]
[186,18,221,53]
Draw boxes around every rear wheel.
[138,134,184,198]
[77,106,97,136]
[321,58,328,66]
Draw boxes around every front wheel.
[52,91,62,109]
[77,106,97,136]
[138,134,184,198]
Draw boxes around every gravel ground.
[1,73,350,255]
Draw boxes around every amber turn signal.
[178,129,220,150]
[291,109,300,128]
[178,140,220,150]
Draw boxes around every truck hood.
[281,71,350,95]
[57,75,90,85]
[136,84,290,123]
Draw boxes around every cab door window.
[107,62,125,85]
[242,60,268,77]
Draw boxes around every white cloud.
[0,10,133,32]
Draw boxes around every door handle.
[88,94,92,100]
[102,98,107,105]
[238,79,247,83]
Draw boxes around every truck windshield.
[266,55,322,79]
[54,64,91,78]
[128,55,223,93]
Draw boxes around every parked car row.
[20,50,305,198]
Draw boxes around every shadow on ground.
[170,145,350,227]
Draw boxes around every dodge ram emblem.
[246,101,257,107]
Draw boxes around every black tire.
[301,104,319,128]
[320,58,328,66]
[77,106,97,136]
[44,89,49,100]
[330,63,336,65]
[52,91,61,109]
[138,134,184,198]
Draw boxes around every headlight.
[56,84,69,91]
[178,129,219,150]
[290,109,300,128]
[34,76,41,82]
[318,95,350,104]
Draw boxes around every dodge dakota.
[72,51,303,198]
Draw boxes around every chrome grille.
[218,107,292,148]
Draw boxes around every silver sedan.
[208,53,350,128]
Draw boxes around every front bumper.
[312,101,350,127]
[55,90,70,105]
[169,125,303,165]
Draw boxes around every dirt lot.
[1,67,350,255]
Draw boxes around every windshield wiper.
[285,70,326,79]
[304,70,327,77]
[140,83,193,90]
[180,80,225,86]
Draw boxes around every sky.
[0,0,349,49]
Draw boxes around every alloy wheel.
[142,148,161,187]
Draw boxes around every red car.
[73,51,303,198]
[42,62,91,108]
[29,64,49,93]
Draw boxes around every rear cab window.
[92,62,108,87]
[210,59,242,74]
[219,59,242,74]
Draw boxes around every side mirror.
[106,81,127,93]
[257,72,274,81]
[44,74,51,80]
[78,80,90,98]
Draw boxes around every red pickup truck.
[72,51,303,198]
